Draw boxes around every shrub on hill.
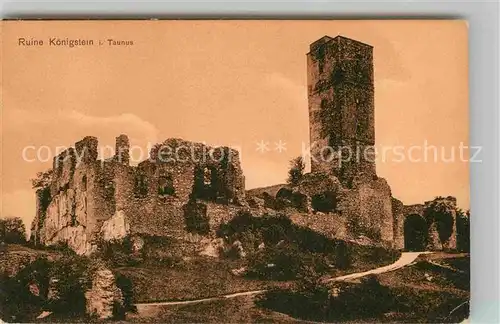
[257,275,397,322]
[0,252,91,321]
[245,242,329,281]
[94,235,180,267]
[0,217,27,244]
[47,252,92,315]
[218,211,353,280]
[0,245,138,321]
[0,256,51,322]
[218,211,400,280]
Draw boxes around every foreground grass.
[115,257,290,303]
[256,254,469,323]
[127,294,302,323]
[115,241,400,304]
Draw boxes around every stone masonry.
[307,36,376,185]
[31,136,245,254]
[31,35,459,254]
[247,36,458,250]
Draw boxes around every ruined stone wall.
[33,136,134,253]
[85,265,123,319]
[391,198,405,250]
[337,177,393,244]
[391,197,457,251]
[34,137,111,254]
[424,197,457,250]
[248,171,392,245]
[33,135,247,254]
[205,202,241,232]
[149,138,245,204]
[114,138,246,239]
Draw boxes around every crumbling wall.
[423,197,457,250]
[205,202,241,232]
[34,136,128,254]
[149,138,246,204]
[393,197,457,251]
[391,198,405,250]
[100,210,130,241]
[37,143,96,254]
[32,135,247,255]
[295,172,341,213]
[337,177,393,244]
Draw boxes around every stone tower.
[307,36,376,186]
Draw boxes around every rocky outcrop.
[100,210,130,241]
[199,238,224,258]
[85,266,123,320]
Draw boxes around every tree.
[31,170,53,189]
[456,209,470,252]
[0,256,52,322]
[0,217,27,244]
[47,253,92,315]
[287,156,305,186]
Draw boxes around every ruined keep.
[307,36,376,185]
[248,35,458,250]
[303,35,393,244]
[31,35,459,254]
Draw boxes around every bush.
[287,156,305,186]
[218,211,335,253]
[331,275,397,319]
[0,256,51,322]
[219,212,359,279]
[220,211,399,283]
[95,235,182,267]
[258,275,397,322]
[257,286,331,320]
[246,242,328,281]
[95,237,140,267]
[333,240,351,269]
[0,253,92,321]
[47,252,92,315]
[115,273,137,314]
[0,250,137,321]
[0,217,27,244]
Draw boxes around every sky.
[0,20,469,229]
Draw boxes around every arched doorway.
[404,214,428,251]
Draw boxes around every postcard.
[1,20,469,323]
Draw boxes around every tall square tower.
[307,35,376,186]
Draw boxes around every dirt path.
[325,251,427,282]
[135,252,427,311]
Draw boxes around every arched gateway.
[404,214,428,251]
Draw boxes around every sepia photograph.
[1,20,470,323]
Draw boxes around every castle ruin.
[31,35,459,255]
[31,137,245,254]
